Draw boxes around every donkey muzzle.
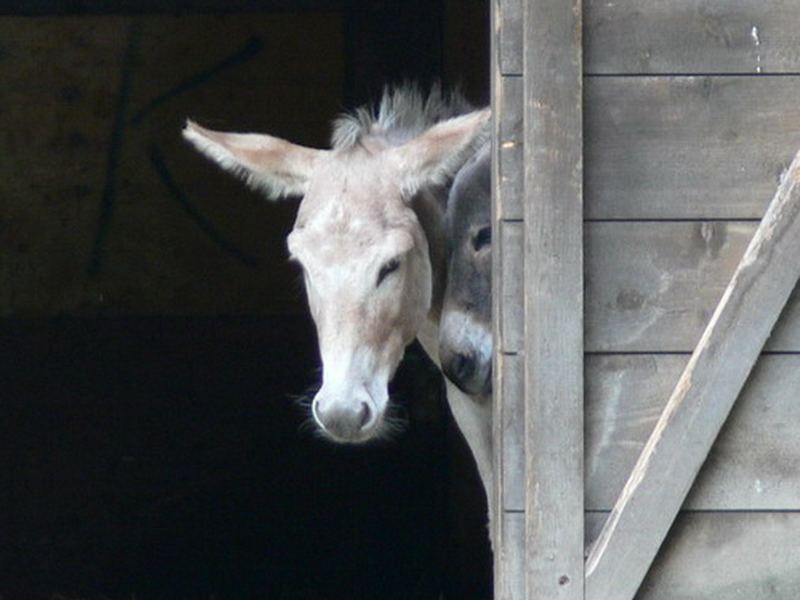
[312,391,378,443]
[440,345,492,397]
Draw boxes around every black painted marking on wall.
[87,19,141,277]
[148,144,259,268]
[128,35,264,126]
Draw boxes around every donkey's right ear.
[182,120,327,199]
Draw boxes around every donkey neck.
[411,187,447,366]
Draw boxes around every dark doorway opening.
[0,2,490,598]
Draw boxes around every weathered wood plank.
[586,221,749,352]
[496,75,523,221]
[490,0,502,563]
[585,221,800,352]
[496,511,526,600]
[492,2,524,593]
[585,0,800,75]
[585,149,800,600]
[497,353,524,512]
[586,512,800,600]
[498,221,524,354]
[585,76,800,219]
[496,0,522,75]
[523,0,583,598]
[586,354,800,511]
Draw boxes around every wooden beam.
[496,0,523,76]
[523,0,584,599]
[497,512,527,600]
[499,222,524,353]
[496,75,524,221]
[585,148,800,600]
[492,2,526,598]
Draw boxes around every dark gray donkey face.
[440,143,492,396]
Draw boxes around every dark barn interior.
[0,1,490,599]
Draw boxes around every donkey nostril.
[456,353,475,379]
[358,402,372,430]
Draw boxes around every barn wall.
[582,2,800,598]
[493,1,800,599]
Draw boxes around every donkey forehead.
[288,221,416,268]
[289,151,420,256]
[296,151,404,218]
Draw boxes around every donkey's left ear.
[391,108,491,197]
[182,120,327,199]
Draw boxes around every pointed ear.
[391,108,491,197]
[182,120,326,199]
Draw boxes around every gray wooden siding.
[586,354,800,511]
[586,154,800,596]
[586,513,800,600]
[495,0,800,597]
[585,221,800,352]
[585,77,800,220]
[581,1,800,597]
[584,0,800,75]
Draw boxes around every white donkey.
[183,86,495,537]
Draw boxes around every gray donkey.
[440,143,492,399]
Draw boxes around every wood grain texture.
[496,75,523,221]
[498,221,524,354]
[498,353,524,512]
[585,149,800,600]
[497,511,526,600]
[586,512,800,600]
[586,220,800,352]
[523,0,584,598]
[496,0,522,75]
[492,3,525,596]
[585,76,800,219]
[585,0,800,75]
[586,354,800,511]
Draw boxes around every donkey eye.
[377,258,401,286]
[472,226,492,251]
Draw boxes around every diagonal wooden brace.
[585,148,800,600]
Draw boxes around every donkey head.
[440,143,492,396]
[183,97,488,443]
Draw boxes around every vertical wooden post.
[492,0,525,599]
[493,0,584,598]
[524,1,584,600]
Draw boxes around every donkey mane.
[331,84,474,150]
